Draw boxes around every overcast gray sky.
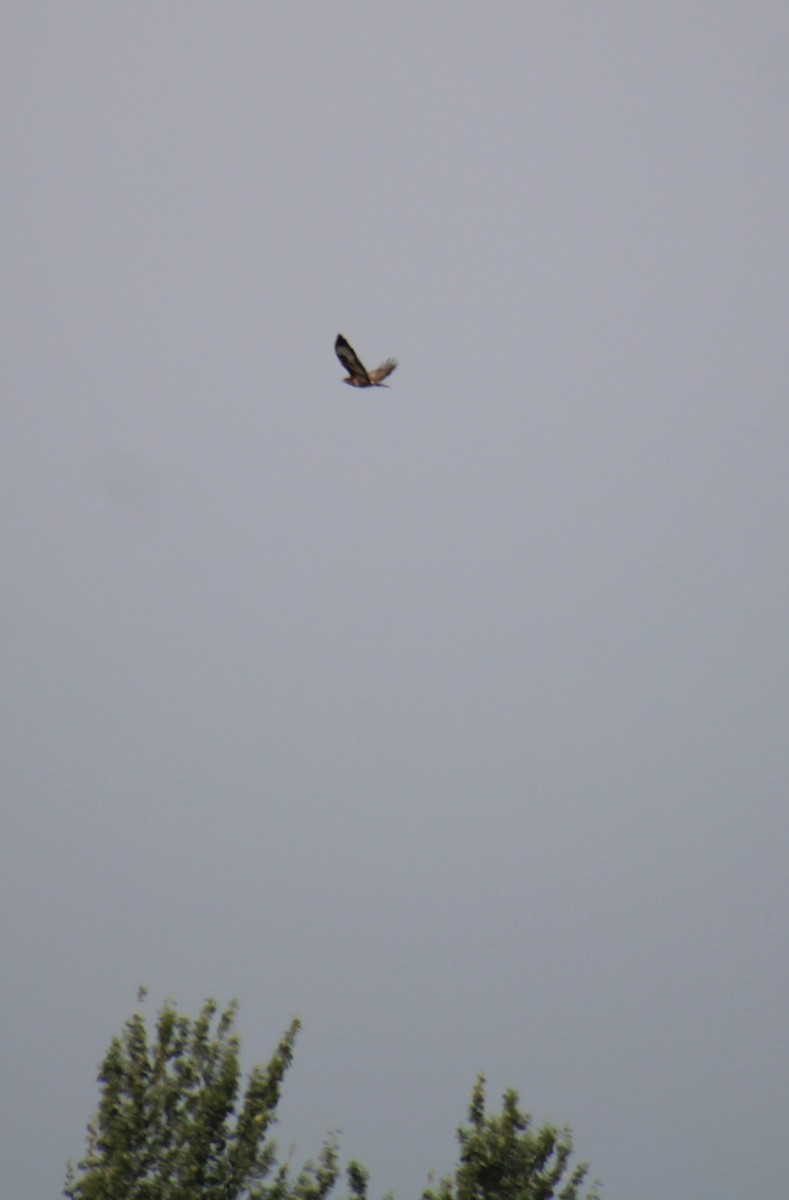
[3,5,788,1198]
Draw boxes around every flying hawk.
[335,334,397,388]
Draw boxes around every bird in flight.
[335,334,397,388]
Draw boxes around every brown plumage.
[335,334,397,388]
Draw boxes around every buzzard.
[335,334,397,388]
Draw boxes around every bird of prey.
[335,334,397,387]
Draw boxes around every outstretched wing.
[335,334,370,384]
[369,357,398,385]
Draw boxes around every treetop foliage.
[64,994,340,1200]
[65,995,604,1200]
[421,1077,600,1200]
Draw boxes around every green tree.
[421,1077,601,1200]
[66,997,606,1200]
[64,992,342,1200]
